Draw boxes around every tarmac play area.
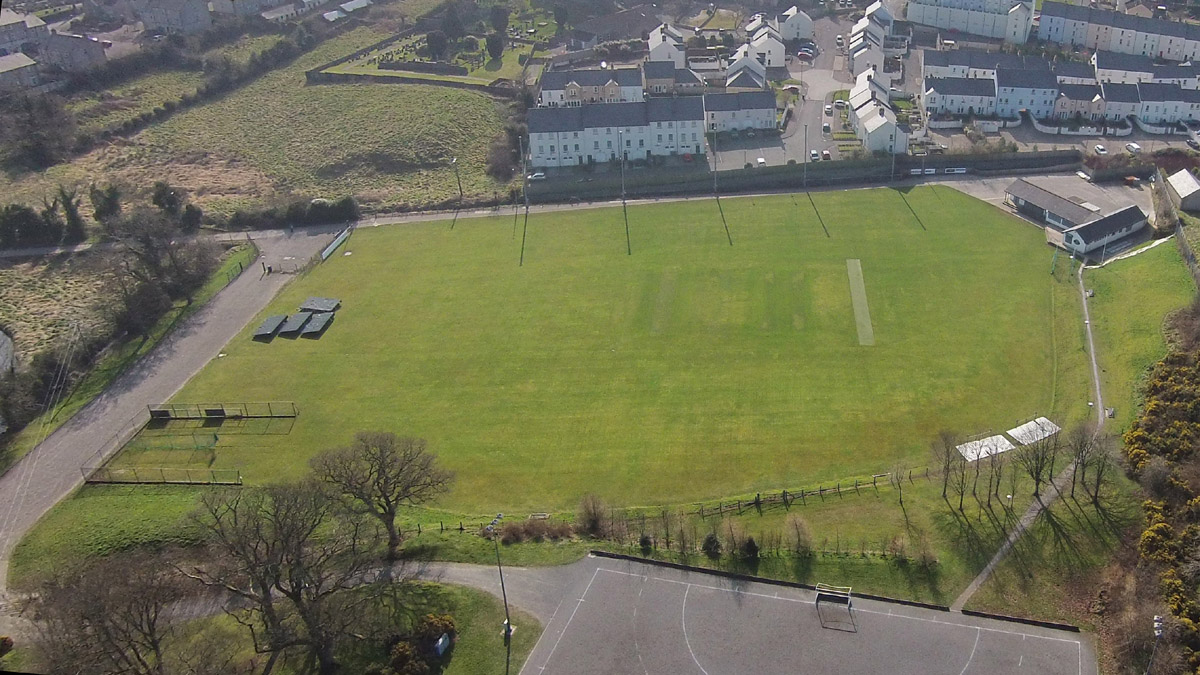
[521,557,1095,675]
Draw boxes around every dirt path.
[0,228,334,636]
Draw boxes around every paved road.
[157,556,1096,675]
[524,556,1097,675]
[0,228,335,634]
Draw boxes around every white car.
[824,104,833,115]
[810,150,820,161]
[833,100,848,109]
[527,172,546,181]
[1093,144,1107,155]
[835,35,844,47]
[1126,142,1142,154]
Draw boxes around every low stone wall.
[304,68,518,96]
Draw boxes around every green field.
[110,187,1091,512]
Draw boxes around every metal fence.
[147,401,299,420]
[82,466,243,485]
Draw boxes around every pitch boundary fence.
[147,401,298,420]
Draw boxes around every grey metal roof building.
[1068,205,1146,247]
[1005,179,1097,228]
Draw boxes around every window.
[639,139,645,147]
[563,145,568,153]
[668,134,673,141]
[594,141,599,149]
[607,128,612,134]
[606,140,612,148]
[573,132,579,138]
[575,144,580,151]
[657,134,662,142]
[538,145,543,154]
[625,139,631,147]
[657,121,662,128]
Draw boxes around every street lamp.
[451,157,464,200]
[486,514,513,638]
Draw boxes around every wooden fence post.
[854,479,859,493]
[783,490,789,509]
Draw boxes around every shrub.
[639,533,652,554]
[785,514,813,556]
[388,641,430,675]
[739,536,759,559]
[702,532,722,559]
[577,494,607,537]
[415,613,456,644]
[0,636,11,658]
[1140,521,1179,564]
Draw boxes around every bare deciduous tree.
[948,450,970,512]
[1016,433,1061,500]
[28,554,185,675]
[932,431,960,500]
[1066,423,1097,500]
[310,432,453,560]
[184,482,384,675]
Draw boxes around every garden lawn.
[141,187,1092,512]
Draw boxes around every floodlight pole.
[488,515,513,638]
[619,130,626,200]
[803,123,808,189]
[452,157,464,199]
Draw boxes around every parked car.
[822,122,831,133]
[810,150,820,161]
[1188,138,1200,151]
[1093,144,1107,155]
[822,150,832,160]
[1126,142,1142,154]
[796,52,814,61]
[527,172,546,181]
[682,153,694,163]
[835,35,844,47]
[824,104,833,115]
[833,100,848,109]
[756,157,767,167]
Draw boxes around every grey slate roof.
[925,76,996,97]
[1057,83,1102,101]
[642,60,674,80]
[541,68,643,90]
[674,68,702,85]
[703,90,777,111]
[995,68,1059,90]
[1151,63,1200,80]
[1051,61,1096,79]
[1101,82,1141,102]
[1041,0,1200,42]
[1093,50,1154,73]
[922,48,1046,72]
[528,97,705,133]
[571,4,661,41]
[1005,178,1096,226]
[726,69,764,89]
[1138,81,1184,102]
[1068,204,1147,244]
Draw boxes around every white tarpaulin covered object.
[956,435,1016,462]
[1007,417,1061,446]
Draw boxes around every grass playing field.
[109,186,1091,513]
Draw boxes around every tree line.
[22,432,455,675]
[0,182,216,444]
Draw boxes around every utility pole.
[486,515,513,638]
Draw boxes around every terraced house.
[1038,0,1200,60]
[537,67,644,107]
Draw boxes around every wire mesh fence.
[147,401,298,420]
[82,466,242,485]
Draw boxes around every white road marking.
[682,585,711,675]
[536,568,600,673]
[595,566,1082,645]
[958,627,981,675]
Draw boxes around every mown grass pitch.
[147,186,1090,512]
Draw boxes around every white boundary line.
[681,586,711,675]
[535,568,600,673]
[595,566,1083,645]
[958,627,981,675]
